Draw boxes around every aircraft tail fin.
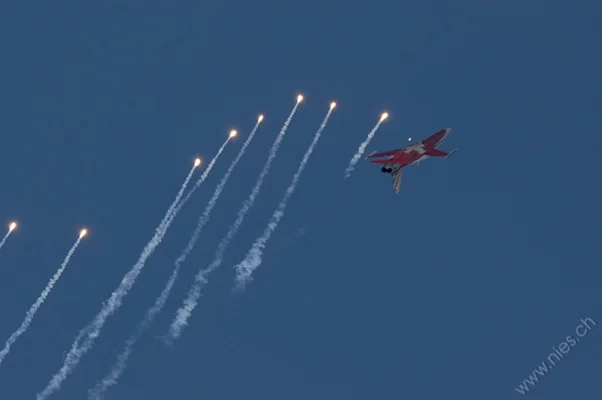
[392,168,402,193]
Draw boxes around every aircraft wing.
[423,128,451,148]
[391,167,403,193]
[366,149,402,159]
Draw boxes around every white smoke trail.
[153,162,198,238]
[344,113,388,178]
[35,142,229,400]
[0,223,16,252]
[233,104,334,288]
[88,120,262,400]
[0,232,10,252]
[167,98,303,341]
[0,234,84,367]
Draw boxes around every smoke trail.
[0,233,85,367]
[88,120,263,400]
[234,104,335,288]
[167,98,303,341]
[344,113,388,178]
[0,232,11,252]
[35,142,229,400]
[0,223,17,252]
[153,157,201,237]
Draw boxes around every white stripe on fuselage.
[405,143,426,154]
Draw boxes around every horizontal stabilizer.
[446,149,458,158]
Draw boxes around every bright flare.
[0,223,17,251]
[194,158,201,167]
[297,94,303,103]
[229,130,237,138]
[330,102,336,109]
[79,229,87,238]
[258,114,264,123]
[380,112,388,121]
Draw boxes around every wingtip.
[365,150,378,159]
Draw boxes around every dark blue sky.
[0,3,600,399]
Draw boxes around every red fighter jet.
[366,128,457,193]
